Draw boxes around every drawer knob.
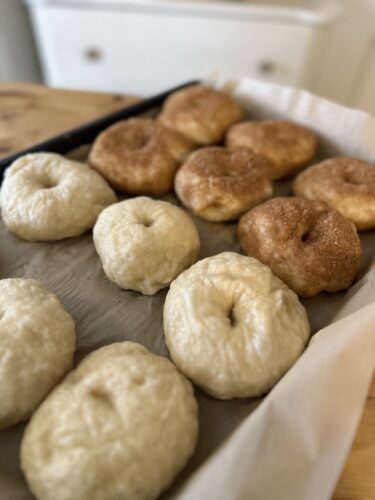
[84,47,102,61]
[258,61,275,74]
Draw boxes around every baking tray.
[0,79,374,500]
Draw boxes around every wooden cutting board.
[0,82,374,499]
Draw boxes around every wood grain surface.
[0,82,138,159]
[333,376,375,500]
[0,82,374,499]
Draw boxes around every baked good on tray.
[21,342,198,500]
[238,197,362,297]
[293,156,375,230]
[163,252,310,399]
[0,152,116,241]
[174,146,273,221]
[0,278,75,430]
[93,197,200,295]
[158,84,244,145]
[226,119,317,179]
[89,117,195,195]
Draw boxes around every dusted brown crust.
[226,120,316,179]
[293,157,375,230]
[175,147,273,222]
[238,197,361,297]
[158,85,244,146]
[89,118,195,196]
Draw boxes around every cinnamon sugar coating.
[226,120,316,179]
[89,117,195,195]
[293,157,375,230]
[175,147,273,222]
[158,85,244,145]
[238,197,361,297]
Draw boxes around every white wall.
[0,0,41,81]
[315,0,375,106]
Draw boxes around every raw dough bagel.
[93,197,200,295]
[0,278,75,430]
[226,120,317,179]
[21,342,198,500]
[238,197,362,297]
[89,117,195,195]
[158,84,244,145]
[174,147,273,221]
[163,252,310,399]
[293,157,375,230]
[0,153,116,241]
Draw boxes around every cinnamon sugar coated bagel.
[0,153,116,241]
[89,117,195,195]
[164,252,310,399]
[226,120,317,179]
[238,197,361,297]
[93,197,200,295]
[158,85,244,145]
[293,157,375,230]
[174,147,273,221]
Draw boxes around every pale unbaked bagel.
[226,120,317,179]
[93,197,200,295]
[0,278,75,430]
[158,84,244,145]
[238,197,362,297]
[0,153,116,241]
[164,252,310,399]
[89,117,195,195]
[293,156,375,230]
[21,342,198,500]
[174,147,273,221]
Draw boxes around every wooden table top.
[0,83,138,159]
[0,82,374,499]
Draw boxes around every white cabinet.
[27,0,336,95]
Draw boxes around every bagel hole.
[301,230,310,243]
[343,172,363,185]
[137,135,150,149]
[219,161,238,178]
[141,217,153,228]
[228,306,237,327]
[132,375,145,386]
[221,171,236,179]
[89,388,113,406]
[41,178,58,189]
[190,96,203,109]
[130,130,152,150]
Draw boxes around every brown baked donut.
[89,117,195,195]
[158,85,244,145]
[174,147,273,222]
[238,197,361,297]
[293,157,375,230]
[226,120,317,179]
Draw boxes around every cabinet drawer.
[30,6,321,94]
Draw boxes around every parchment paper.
[0,78,374,500]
